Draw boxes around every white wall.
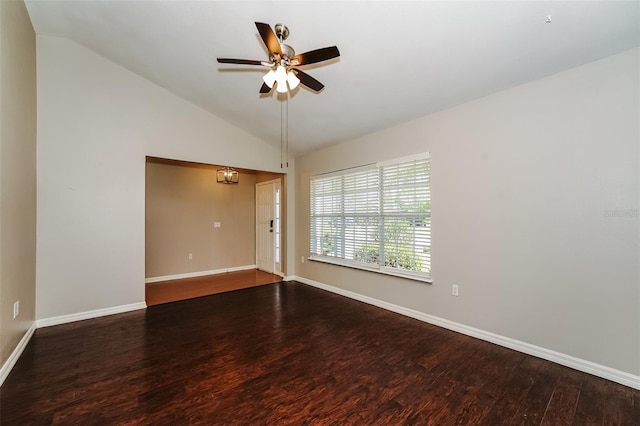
[36,35,294,319]
[296,48,639,376]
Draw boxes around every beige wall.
[0,1,37,366]
[146,160,256,278]
[296,48,639,376]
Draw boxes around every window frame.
[309,153,432,283]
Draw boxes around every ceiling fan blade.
[291,46,340,66]
[255,22,282,56]
[293,69,324,92]
[259,82,272,94]
[217,58,263,66]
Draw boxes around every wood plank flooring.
[145,269,281,305]
[2,281,639,425]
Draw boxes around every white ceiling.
[25,1,640,155]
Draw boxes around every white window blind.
[310,154,431,280]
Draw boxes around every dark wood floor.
[2,282,638,425]
[145,269,282,306]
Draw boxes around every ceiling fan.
[217,22,340,94]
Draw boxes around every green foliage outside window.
[354,243,424,271]
[321,232,335,256]
[353,218,429,272]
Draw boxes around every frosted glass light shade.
[262,69,276,88]
[275,65,287,86]
[287,71,300,90]
[276,82,288,93]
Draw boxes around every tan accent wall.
[145,159,258,278]
[0,0,37,366]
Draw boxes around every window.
[310,153,431,281]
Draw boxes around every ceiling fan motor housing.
[274,24,294,59]
[280,44,295,59]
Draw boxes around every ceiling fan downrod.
[274,23,295,60]
[274,23,289,43]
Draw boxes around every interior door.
[256,181,275,273]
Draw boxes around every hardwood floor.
[2,282,639,425]
[145,269,282,305]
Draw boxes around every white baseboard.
[1,303,147,387]
[7,279,638,391]
[0,323,36,387]
[293,276,640,390]
[145,265,257,283]
[36,302,147,328]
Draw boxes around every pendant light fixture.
[216,166,239,184]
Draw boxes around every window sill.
[308,256,433,284]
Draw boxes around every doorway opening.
[144,156,286,305]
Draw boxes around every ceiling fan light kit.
[263,66,301,93]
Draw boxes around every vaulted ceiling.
[25,1,640,154]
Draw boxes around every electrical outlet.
[13,301,19,319]
[452,285,459,297]
[301,256,305,263]
[188,253,193,260]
